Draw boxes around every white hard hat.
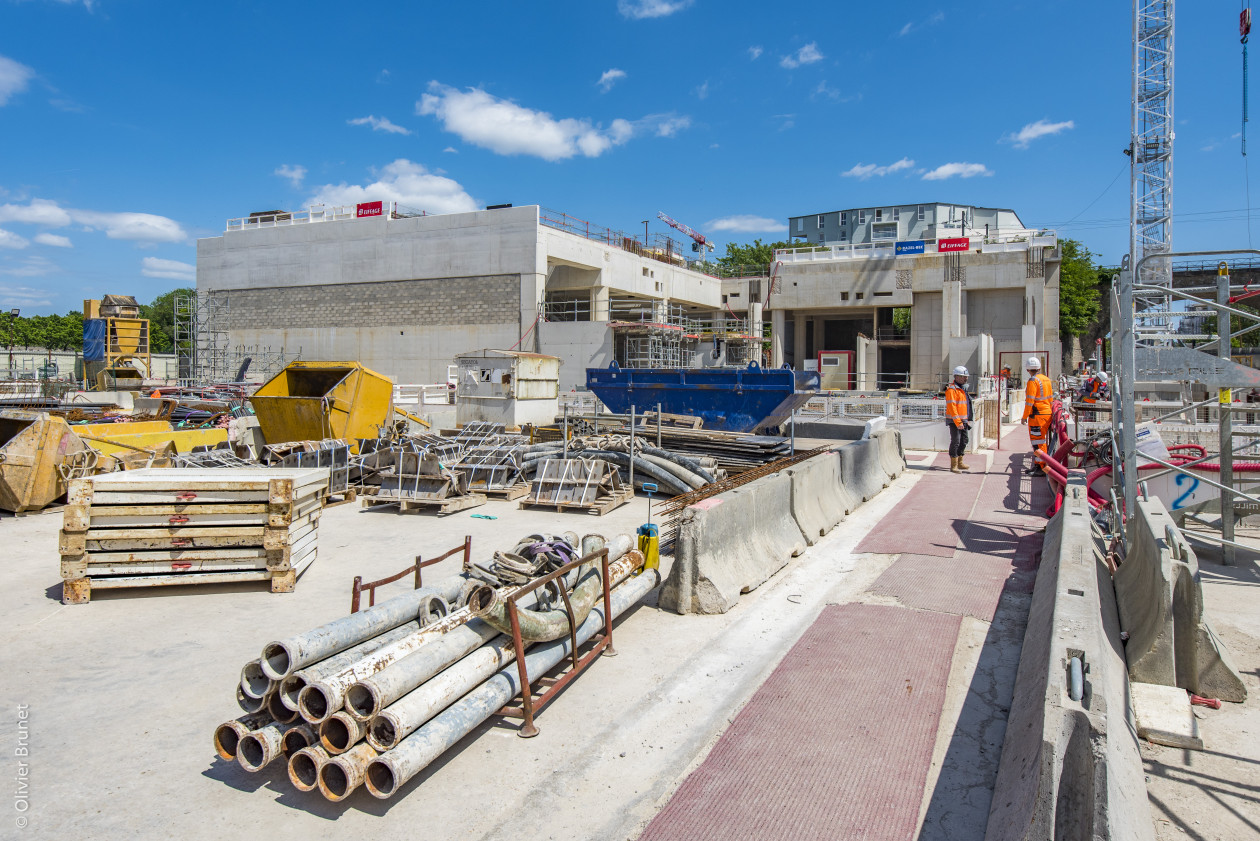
[952,366,969,377]
[1026,357,1041,370]
[1097,371,1109,383]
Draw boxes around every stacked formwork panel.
[58,468,329,604]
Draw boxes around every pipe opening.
[299,685,330,722]
[282,728,312,758]
[241,661,270,699]
[320,762,350,799]
[238,735,266,771]
[290,752,320,789]
[322,717,352,752]
[279,675,307,711]
[346,684,375,720]
[366,762,396,797]
[369,717,397,750]
[267,691,298,724]
[261,643,292,680]
[236,686,266,714]
[213,724,242,759]
[467,584,498,615]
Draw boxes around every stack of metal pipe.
[212,532,659,802]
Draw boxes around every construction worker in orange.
[944,365,973,473]
[1021,356,1054,474]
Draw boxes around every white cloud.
[275,164,307,187]
[0,229,30,249]
[0,282,52,307]
[922,162,993,180]
[443,146,458,154]
[141,257,195,281]
[1003,118,1075,149]
[597,68,627,93]
[34,232,71,248]
[0,55,35,106]
[842,158,915,180]
[653,115,691,137]
[706,215,788,234]
[71,209,186,242]
[348,115,412,135]
[0,198,185,242]
[780,43,823,69]
[695,80,709,100]
[899,10,944,37]
[418,83,636,161]
[748,46,764,60]
[307,159,480,215]
[0,257,57,279]
[617,0,693,19]
[0,198,72,227]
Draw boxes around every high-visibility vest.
[1023,374,1054,419]
[945,383,970,427]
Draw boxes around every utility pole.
[1218,262,1236,564]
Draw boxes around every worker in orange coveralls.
[944,366,973,473]
[1021,356,1054,475]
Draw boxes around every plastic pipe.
[365,568,660,798]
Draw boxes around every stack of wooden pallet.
[520,458,632,515]
[58,467,329,604]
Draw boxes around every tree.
[1059,238,1102,339]
[140,287,193,354]
[702,238,824,276]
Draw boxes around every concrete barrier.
[872,428,906,481]
[985,478,1154,841]
[839,438,887,503]
[660,472,806,615]
[1114,498,1247,703]
[785,452,846,545]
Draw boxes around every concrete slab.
[1131,683,1203,751]
[855,459,985,557]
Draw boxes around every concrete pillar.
[942,279,963,378]
[864,338,879,390]
[793,313,807,369]
[589,286,609,322]
[771,309,785,367]
[520,272,545,352]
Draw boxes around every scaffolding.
[174,292,297,385]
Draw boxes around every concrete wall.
[537,321,614,392]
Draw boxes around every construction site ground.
[0,430,1257,840]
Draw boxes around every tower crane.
[656,212,716,257]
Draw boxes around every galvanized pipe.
[281,723,317,759]
[365,568,660,798]
[239,659,271,700]
[288,745,330,792]
[237,721,304,772]
[260,576,467,680]
[319,711,367,755]
[367,547,643,752]
[318,742,379,802]
[213,711,271,761]
[296,602,482,724]
[278,622,420,711]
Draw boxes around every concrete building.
[788,202,1027,247]
[195,204,748,391]
[761,203,1060,389]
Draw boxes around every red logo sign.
[356,201,383,218]
[938,237,970,252]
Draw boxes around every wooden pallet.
[478,482,530,501]
[518,486,633,516]
[360,492,487,515]
[58,468,328,604]
[322,488,359,508]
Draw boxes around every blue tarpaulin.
[83,319,106,361]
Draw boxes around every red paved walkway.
[641,443,1049,841]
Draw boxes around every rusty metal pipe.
[260,577,468,680]
[266,689,299,724]
[281,723,317,759]
[236,685,268,714]
[365,567,660,798]
[213,712,271,761]
[288,745,330,792]
[366,549,644,751]
[277,622,419,711]
[237,721,304,772]
[319,711,367,755]
[239,659,271,700]
[318,742,379,802]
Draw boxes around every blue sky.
[0,0,1254,314]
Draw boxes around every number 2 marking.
[1172,473,1200,510]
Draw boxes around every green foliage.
[139,287,193,354]
[1059,238,1102,338]
[2,287,191,354]
[710,239,820,275]
[892,307,911,331]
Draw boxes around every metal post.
[629,404,635,491]
[1116,262,1138,531]
[563,404,569,460]
[1218,264,1236,565]
[656,402,662,448]
[790,408,796,456]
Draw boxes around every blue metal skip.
[585,362,820,433]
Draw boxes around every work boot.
[1024,463,1042,475]
[950,457,962,474]
[958,455,971,471]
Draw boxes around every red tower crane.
[657,212,715,255]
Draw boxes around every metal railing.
[774,230,1057,263]
[225,202,434,232]
[394,383,454,408]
